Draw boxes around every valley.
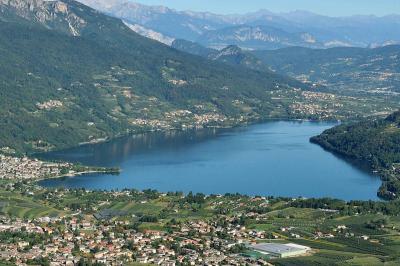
[0,0,398,156]
[0,0,400,265]
[172,39,400,99]
[253,45,400,96]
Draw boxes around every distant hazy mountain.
[123,21,174,45]
[79,0,230,41]
[197,25,320,50]
[79,0,400,50]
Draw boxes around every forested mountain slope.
[0,0,304,154]
[172,39,272,73]
[311,111,400,199]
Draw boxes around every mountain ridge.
[78,0,400,50]
[172,40,273,73]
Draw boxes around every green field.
[1,182,400,265]
[0,191,64,219]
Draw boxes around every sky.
[133,0,400,17]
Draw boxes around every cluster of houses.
[290,102,334,118]
[301,91,336,101]
[0,155,71,180]
[0,216,131,265]
[193,113,227,127]
[130,111,228,131]
[130,118,172,129]
[36,100,64,110]
[0,214,281,265]
[0,154,319,265]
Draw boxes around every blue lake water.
[39,121,381,200]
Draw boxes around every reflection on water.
[39,121,381,200]
[40,128,221,166]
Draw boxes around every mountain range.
[0,0,304,153]
[0,0,398,155]
[79,0,400,50]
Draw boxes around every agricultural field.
[1,180,400,265]
[0,190,65,219]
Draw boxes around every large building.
[251,243,310,258]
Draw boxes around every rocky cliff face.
[123,21,174,45]
[78,0,229,41]
[198,25,321,50]
[0,0,86,36]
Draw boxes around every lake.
[39,121,381,200]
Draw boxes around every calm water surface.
[39,121,381,200]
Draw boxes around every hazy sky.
[133,0,400,16]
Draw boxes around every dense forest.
[311,111,400,199]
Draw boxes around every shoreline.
[36,168,121,183]
[310,137,388,200]
[33,118,338,182]
[34,120,384,202]
[33,117,339,157]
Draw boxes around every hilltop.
[172,40,272,73]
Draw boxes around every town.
[0,210,310,266]
[0,155,400,265]
[1,0,400,265]
[0,155,71,180]
[0,155,119,181]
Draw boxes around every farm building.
[251,243,310,258]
